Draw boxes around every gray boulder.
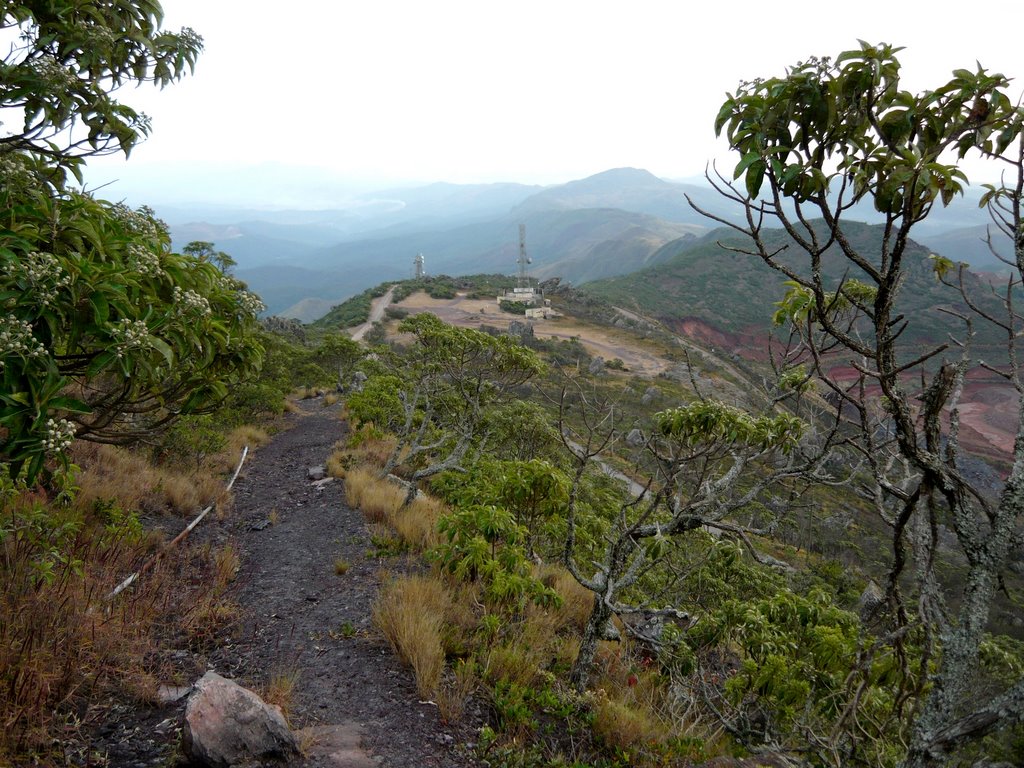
[588,356,606,375]
[350,370,368,393]
[641,386,660,405]
[182,671,299,767]
[625,428,645,447]
[857,580,885,620]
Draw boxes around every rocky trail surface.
[95,400,480,767]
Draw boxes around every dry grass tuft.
[436,659,478,723]
[535,563,594,634]
[373,574,450,699]
[344,467,406,525]
[212,543,241,587]
[260,668,300,720]
[591,693,663,751]
[71,442,224,516]
[391,494,444,551]
[344,467,444,551]
[341,424,397,469]
[325,449,349,479]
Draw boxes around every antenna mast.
[517,223,531,289]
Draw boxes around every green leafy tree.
[558,379,828,693]
[182,240,237,274]
[701,42,1024,766]
[1,1,202,179]
[0,4,264,481]
[365,314,545,502]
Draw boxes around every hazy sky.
[86,0,1024,205]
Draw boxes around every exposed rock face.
[182,671,299,767]
[625,428,645,447]
[857,580,885,620]
[350,371,368,393]
[641,386,660,405]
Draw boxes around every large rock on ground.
[182,671,300,767]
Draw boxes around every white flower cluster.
[110,204,161,239]
[0,153,35,190]
[18,251,72,306]
[110,318,152,358]
[31,57,79,90]
[85,26,117,48]
[126,243,162,277]
[172,286,212,316]
[0,315,46,368]
[236,290,266,318]
[42,417,76,453]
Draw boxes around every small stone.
[156,684,192,704]
[307,466,326,481]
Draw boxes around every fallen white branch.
[106,446,250,601]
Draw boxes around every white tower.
[414,252,425,279]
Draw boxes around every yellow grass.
[392,494,444,551]
[373,574,450,699]
[260,668,299,720]
[344,467,406,524]
[591,693,663,751]
[326,450,349,478]
[71,442,223,516]
[344,467,445,551]
[535,563,595,634]
[436,659,478,723]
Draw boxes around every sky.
[84,0,1024,207]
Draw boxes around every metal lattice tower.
[517,223,531,289]
[414,252,425,279]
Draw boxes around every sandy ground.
[396,291,672,377]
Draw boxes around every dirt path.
[350,287,395,341]
[207,400,479,767]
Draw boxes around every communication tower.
[414,252,425,280]
[517,223,532,289]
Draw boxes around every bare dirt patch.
[396,291,671,377]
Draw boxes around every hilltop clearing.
[376,290,674,377]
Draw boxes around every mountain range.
[159,167,1005,322]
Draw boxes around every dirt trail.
[207,400,478,767]
[350,287,395,341]
[87,401,478,766]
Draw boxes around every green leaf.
[745,159,766,198]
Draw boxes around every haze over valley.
[155,167,1012,323]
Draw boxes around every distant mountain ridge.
[156,168,1003,321]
